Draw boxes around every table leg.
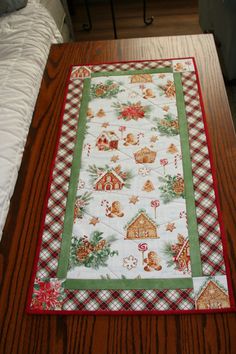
[110,0,117,39]
[82,0,92,31]
[143,0,154,25]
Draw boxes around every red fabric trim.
[68,56,194,68]
[192,57,235,307]
[26,57,235,315]
[26,306,236,316]
[26,66,73,312]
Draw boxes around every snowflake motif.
[123,255,138,270]
[129,91,139,98]
[138,167,150,176]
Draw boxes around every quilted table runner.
[27,58,235,314]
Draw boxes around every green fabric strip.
[63,277,193,290]
[57,78,91,278]
[174,72,202,277]
[91,67,172,78]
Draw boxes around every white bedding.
[0,1,63,239]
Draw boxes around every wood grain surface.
[0,34,236,354]
[70,0,201,41]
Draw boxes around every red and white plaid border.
[182,72,225,275]
[62,288,195,311]
[36,79,83,279]
[30,59,229,313]
[88,60,172,73]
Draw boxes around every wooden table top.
[0,34,236,354]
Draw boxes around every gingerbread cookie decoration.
[142,88,156,99]
[123,133,138,146]
[96,108,106,117]
[144,251,162,271]
[142,180,155,192]
[107,201,124,218]
[101,200,124,218]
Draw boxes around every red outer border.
[26,66,73,313]
[26,306,236,316]
[26,57,236,315]
[68,56,193,69]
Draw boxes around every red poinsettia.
[118,102,146,120]
[31,280,62,310]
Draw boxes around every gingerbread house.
[71,66,91,79]
[130,74,153,83]
[174,239,191,273]
[125,209,158,239]
[195,279,230,310]
[134,147,157,163]
[94,170,124,191]
[96,131,119,151]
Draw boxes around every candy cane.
[174,154,178,169]
[78,179,85,190]
[137,133,144,145]
[174,154,182,169]
[180,211,187,227]
[86,143,91,157]
[101,199,110,216]
[119,126,126,139]
[83,143,91,156]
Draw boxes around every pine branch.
[106,235,118,243]
[162,242,175,267]
[125,170,134,182]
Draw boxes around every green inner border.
[64,278,193,290]
[57,68,202,290]
[91,67,172,78]
[174,73,202,277]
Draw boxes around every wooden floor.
[70,0,202,41]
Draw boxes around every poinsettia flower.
[119,102,146,120]
[32,281,62,310]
